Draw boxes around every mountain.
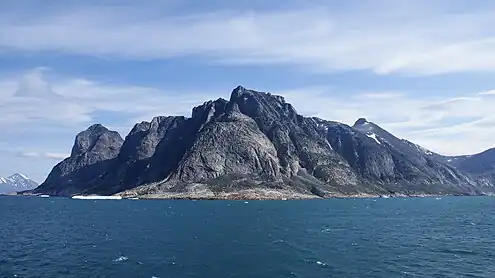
[0,173,38,194]
[32,86,491,199]
[38,124,124,196]
[447,148,495,192]
[349,118,480,194]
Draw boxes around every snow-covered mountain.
[0,173,38,194]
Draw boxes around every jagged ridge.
[33,86,493,198]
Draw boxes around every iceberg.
[72,195,122,200]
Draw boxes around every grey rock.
[348,118,480,195]
[448,148,495,192]
[34,124,123,196]
[32,86,494,198]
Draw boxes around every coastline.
[12,188,488,200]
[116,188,476,200]
[127,193,468,200]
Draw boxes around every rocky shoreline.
[118,188,319,200]
[116,188,474,200]
[13,190,483,200]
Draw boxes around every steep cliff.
[34,124,123,196]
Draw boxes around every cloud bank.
[1,1,495,75]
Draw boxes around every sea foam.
[113,256,128,262]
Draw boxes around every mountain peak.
[8,173,31,180]
[71,124,123,157]
[0,173,38,194]
[87,123,109,132]
[354,118,369,126]
[229,85,250,100]
[234,85,246,92]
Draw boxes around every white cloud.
[477,90,495,96]
[1,2,495,75]
[44,153,69,159]
[18,151,68,160]
[18,152,40,158]
[14,67,57,98]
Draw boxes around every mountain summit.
[32,87,494,199]
[0,173,38,194]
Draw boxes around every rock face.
[0,173,38,194]
[33,86,494,198]
[347,118,479,194]
[35,124,124,196]
[448,148,495,193]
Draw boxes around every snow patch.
[18,173,30,180]
[0,177,7,183]
[326,141,333,150]
[415,144,433,155]
[366,133,381,145]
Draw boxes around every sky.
[1,0,495,182]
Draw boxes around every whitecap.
[316,261,327,267]
[114,256,128,262]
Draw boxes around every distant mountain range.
[0,173,38,194]
[30,86,495,199]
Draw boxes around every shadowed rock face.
[35,124,124,196]
[33,86,493,197]
[448,148,495,193]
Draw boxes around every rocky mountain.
[32,86,493,199]
[0,173,38,194]
[447,148,495,192]
[38,124,124,196]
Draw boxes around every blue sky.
[1,0,495,182]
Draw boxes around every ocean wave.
[113,256,128,262]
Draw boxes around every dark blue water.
[1,196,494,278]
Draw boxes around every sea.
[0,196,494,278]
